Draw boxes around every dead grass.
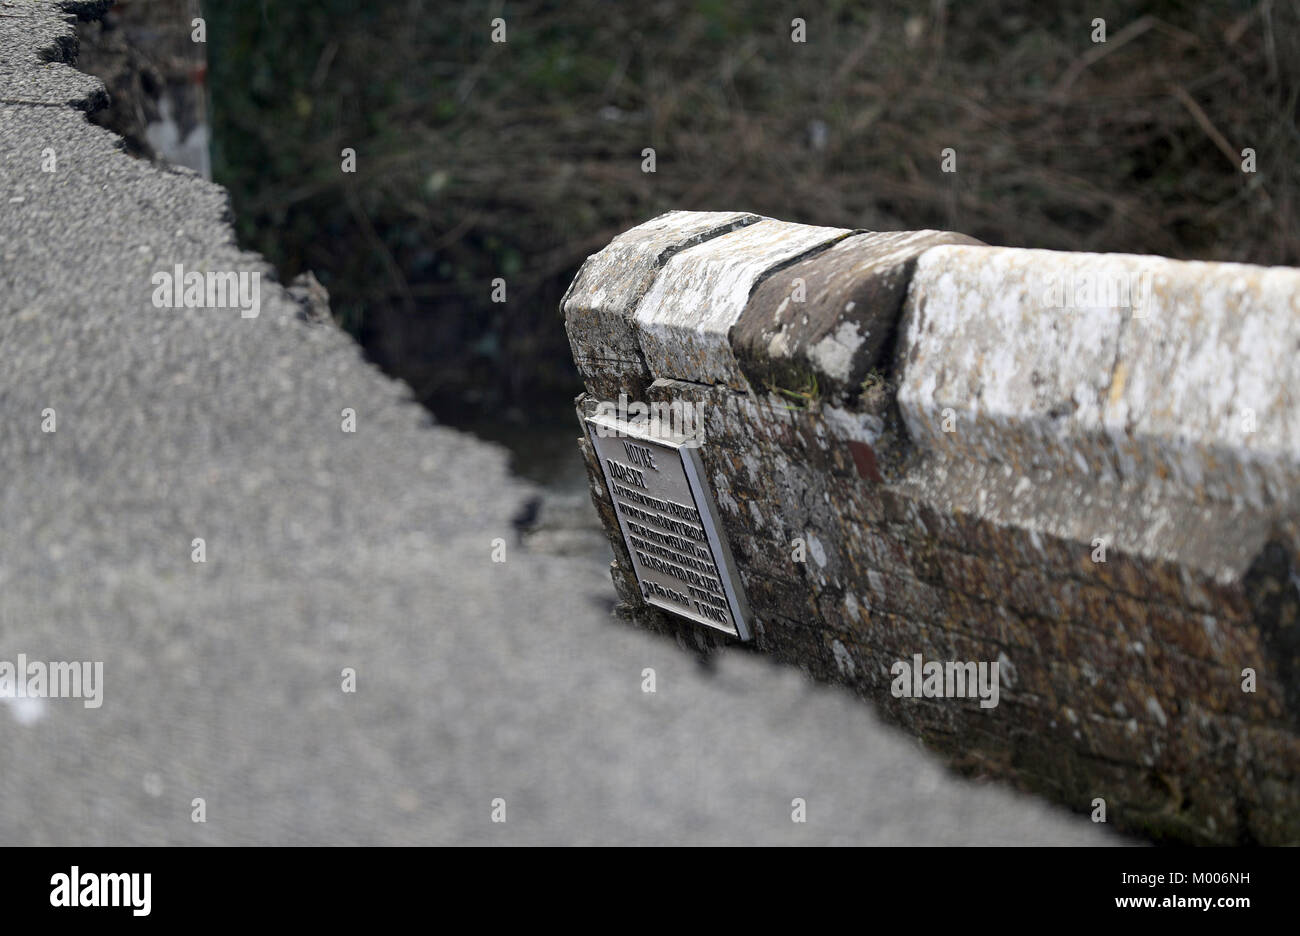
[206,0,1300,417]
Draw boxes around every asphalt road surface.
[0,1,1117,845]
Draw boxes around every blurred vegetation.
[205,0,1300,423]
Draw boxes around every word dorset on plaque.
[585,413,752,640]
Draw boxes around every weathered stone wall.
[564,211,1300,845]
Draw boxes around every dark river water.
[454,418,612,566]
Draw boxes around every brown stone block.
[740,570,823,630]
[734,230,983,405]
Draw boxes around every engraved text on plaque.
[585,414,752,640]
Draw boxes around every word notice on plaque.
[585,413,752,640]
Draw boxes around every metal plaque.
[585,413,752,640]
